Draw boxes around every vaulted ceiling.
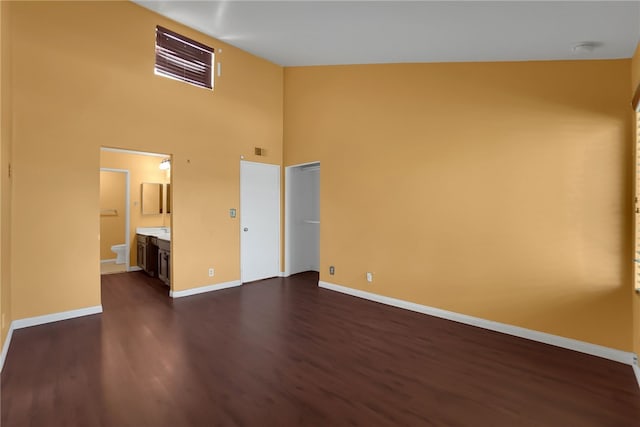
[134,1,640,66]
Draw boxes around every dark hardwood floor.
[2,271,640,426]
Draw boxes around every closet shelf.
[303,220,320,224]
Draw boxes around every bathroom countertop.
[137,227,171,242]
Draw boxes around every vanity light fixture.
[159,158,171,170]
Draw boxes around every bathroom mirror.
[166,183,171,214]
[141,182,163,215]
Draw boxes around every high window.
[154,26,214,90]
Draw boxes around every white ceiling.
[133,1,640,66]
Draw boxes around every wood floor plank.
[2,271,639,426]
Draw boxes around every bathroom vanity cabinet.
[136,234,158,277]
[136,234,148,272]
[136,233,170,286]
[156,238,170,286]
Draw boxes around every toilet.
[111,244,127,264]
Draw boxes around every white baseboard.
[633,357,640,389]
[101,259,116,264]
[318,281,636,366]
[0,323,14,373]
[170,280,241,298]
[128,266,142,272]
[2,305,103,372]
[12,305,103,330]
[282,269,320,278]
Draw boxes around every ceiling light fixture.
[159,158,171,170]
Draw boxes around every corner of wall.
[632,40,640,359]
[0,0,13,354]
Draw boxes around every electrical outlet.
[329,266,335,275]
[366,272,373,282]
[208,268,215,277]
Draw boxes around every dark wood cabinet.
[137,236,147,272]
[136,234,158,277]
[157,238,170,286]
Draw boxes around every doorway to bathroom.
[99,147,173,287]
[100,168,130,274]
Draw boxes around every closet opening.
[285,162,320,277]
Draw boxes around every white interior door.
[240,161,281,283]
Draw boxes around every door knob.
[243,227,248,232]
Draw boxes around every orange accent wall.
[8,1,283,319]
[284,60,633,351]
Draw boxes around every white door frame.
[100,168,131,272]
[284,161,320,278]
[240,160,281,283]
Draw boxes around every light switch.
[230,208,236,218]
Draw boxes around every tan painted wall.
[100,150,171,266]
[0,0,12,348]
[632,41,640,357]
[10,1,283,320]
[284,60,633,351]
[99,170,126,260]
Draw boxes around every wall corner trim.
[0,324,15,373]
[633,356,640,390]
[12,305,103,330]
[169,280,241,298]
[318,281,636,366]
